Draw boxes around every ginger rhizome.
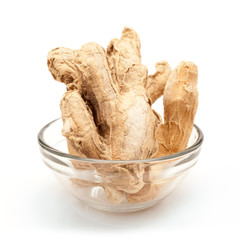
[47,27,198,203]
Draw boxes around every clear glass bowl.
[38,118,203,212]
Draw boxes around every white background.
[0,0,240,239]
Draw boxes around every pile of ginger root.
[47,27,198,203]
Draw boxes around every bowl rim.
[38,118,204,164]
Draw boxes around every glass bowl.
[38,118,203,212]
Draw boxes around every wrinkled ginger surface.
[47,27,198,203]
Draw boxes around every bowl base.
[78,198,162,213]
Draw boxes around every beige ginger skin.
[47,27,198,203]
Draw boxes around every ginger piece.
[126,177,176,203]
[107,27,141,86]
[125,163,162,203]
[97,163,145,194]
[155,61,198,157]
[126,62,198,203]
[126,163,177,203]
[103,186,124,204]
[126,183,162,203]
[60,90,111,160]
[107,27,171,104]
[146,61,171,104]
[47,48,82,91]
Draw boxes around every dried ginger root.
[128,62,198,203]
[60,90,111,160]
[146,61,171,104]
[47,27,198,204]
[155,61,198,157]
